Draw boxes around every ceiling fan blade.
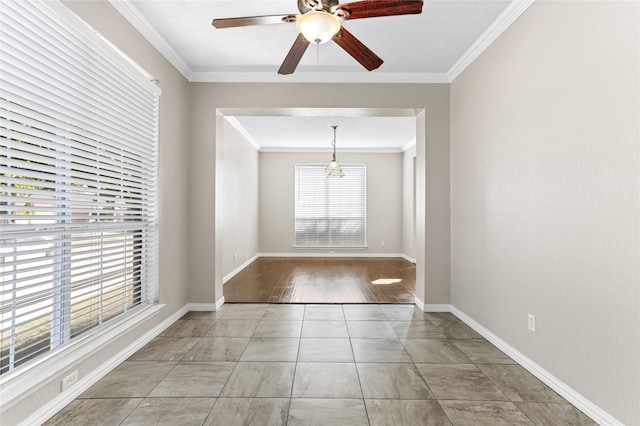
[278,35,310,75]
[212,14,297,29]
[332,0,423,20]
[332,28,383,71]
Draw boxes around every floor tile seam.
[398,337,477,365]
[416,362,513,404]
[75,396,146,400]
[349,341,369,412]
[215,349,245,399]
[434,396,520,402]
[472,364,535,404]
[118,360,186,402]
[115,396,146,426]
[435,399,543,426]
[176,336,204,364]
[126,395,220,399]
[289,334,302,398]
[431,398,456,425]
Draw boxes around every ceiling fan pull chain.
[316,42,319,63]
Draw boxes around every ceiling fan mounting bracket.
[333,8,351,20]
[282,14,298,23]
[299,0,339,13]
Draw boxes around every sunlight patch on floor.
[371,278,402,285]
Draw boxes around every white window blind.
[295,164,366,247]
[0,0,160,376]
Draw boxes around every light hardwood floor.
[223,257,416,304]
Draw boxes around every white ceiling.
[110,0,531,150]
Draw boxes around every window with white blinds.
[0,0,160,376]
[295,164,367,247]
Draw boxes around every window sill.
[292,245,369,249]
[0,303,164,412]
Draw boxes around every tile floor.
[45,304,596,426]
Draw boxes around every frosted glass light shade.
[296,11,341,44]
[326,160,345,177]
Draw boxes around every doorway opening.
[216,108,425,305]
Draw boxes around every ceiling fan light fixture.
[296,10,340,44]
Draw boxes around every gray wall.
[258,152,403,255]
[450,1,639,424]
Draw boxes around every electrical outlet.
[380,241,385,247]
[61,370,78,391]
[528,314,536,332]
[233,253,237,262]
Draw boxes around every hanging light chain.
[326,125,344,177]
[331,125,338,160]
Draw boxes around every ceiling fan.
[212,0,424,75]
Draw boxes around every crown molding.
[111,0,532,84]
[108,0,193,81]
[258,147,404,153]
[190,71,450,84]
[401,138,416,152]
[447,0,535,82]
[225,117,262,151]
[226,117,406,153]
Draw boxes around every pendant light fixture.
[325,125,345,178]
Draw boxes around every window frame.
[0,0,160,382]
[293,163,368,249]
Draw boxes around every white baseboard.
[215,296,225,310]
[400,254,416,263]
[414,298,425,310]
[19,304,186,426]
[187,302,217,311]
[259,252,407,258]
[423,303,452,312]
[187,296,225,312]
[223,254,259,283]
[450,306,622,426]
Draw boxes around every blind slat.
[0,0,159,376]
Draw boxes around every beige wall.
[450,1,639,424]
[2,1,191,425]
[188,83,451,307]
[221,119,260,277]
[258,152,403,255]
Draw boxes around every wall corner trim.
[450,306,623,426]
